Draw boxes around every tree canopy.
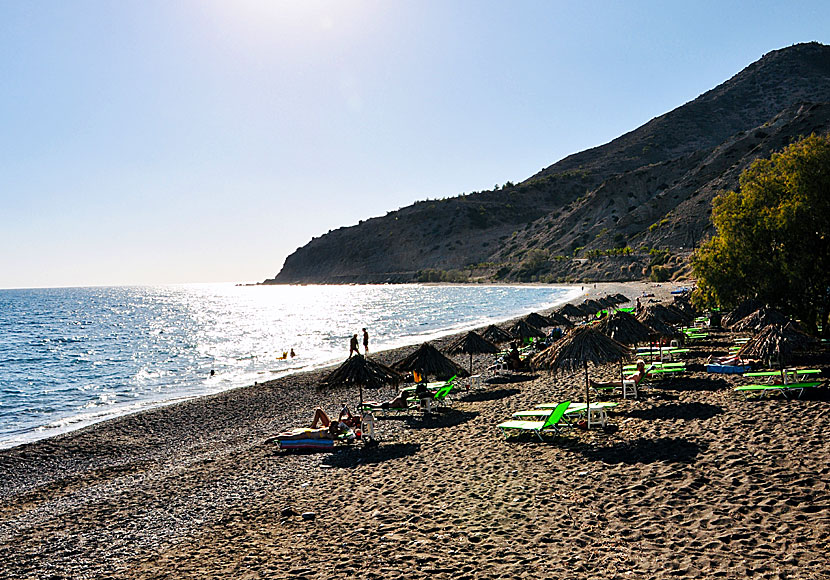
[692,133,830,334]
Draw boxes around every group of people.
[349,328,370,357]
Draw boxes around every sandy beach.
[1,281,828,579]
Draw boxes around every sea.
[0,283,581,449]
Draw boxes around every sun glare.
[201,0,373,50]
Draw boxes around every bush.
[649,265,671,282]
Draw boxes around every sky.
[1,0,828,289]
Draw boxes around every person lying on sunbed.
[274,409,347,441]
[589,360,649,389]
[706,354,758,367]
[311,405,360,429]
[363,389,413,410]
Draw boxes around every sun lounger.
[646,366,686,381]
[529,401,618,428]
[743,369,821,384]
[420,382,456,412]
[497,400,572,440]
[624,361,684,371]
[360,401,414,415]
[734,381,822,399]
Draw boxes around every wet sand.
[1,281,828,579]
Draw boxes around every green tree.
[692,134,830,334]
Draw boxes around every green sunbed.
[497,400,571,440]
[624,361,685,371]
[515,401,618,417]
[734,381,822,399]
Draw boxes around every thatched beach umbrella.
[646,303,691,325]
[324,354,404,408]
[524,312,552,328]
[531,326,631,428]
[738,322,812,368]
[732,307,793,333]
[597,310,655,384]
[547,310,574,328]
[447,331,500,374]
[393,342,469,381]
[482,324,514,344]
[722,299,764,328]
[510,320,546,341]
[581,299,605,316]
[596,310,654,345]
[638,307,683,338]
[558,303,585,319]
[637,309,682,361]
[612,293,629,304]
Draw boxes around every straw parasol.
[524,312,553,328]
[722,299,764,328]
[637,308,681,340]
[547,310,574,328]
[596,310,655,386]
[510,320,546,341]
[446,331,500,374]
[558,303,585,319]
[324,354,404,408]
[580,299,605,316]
[392,342,469,381]
[482,324,514,344]
[612,293,629,304]
[531,326,630,428]
[595,310,654,345]
[646,303,691,325]
[731,307,793,333]
[738,322,812,367]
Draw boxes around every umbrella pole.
[585,361,591,429]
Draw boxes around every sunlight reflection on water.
[0,283,580,447]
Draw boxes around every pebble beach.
[1,281,828,579]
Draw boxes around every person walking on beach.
[362,328,369,354]
[349,334,360,357]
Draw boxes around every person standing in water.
[349,334,360,357]
[362,328,369,354]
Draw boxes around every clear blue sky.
[2,0,828,288]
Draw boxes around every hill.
[265,42,830,285]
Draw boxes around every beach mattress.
[706,364,751,374]
[278,438,334,452]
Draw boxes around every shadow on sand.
[405,409,478,430]
[459,388,520,403]
[654,377,731,392]
[568,436,705,465]
[322,442,421,468]
[484,374,538,385]
[623,402,724,421]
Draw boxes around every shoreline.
[16,279,829,580]
[1,282,589,451]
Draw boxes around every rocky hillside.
[265,42,830,285]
